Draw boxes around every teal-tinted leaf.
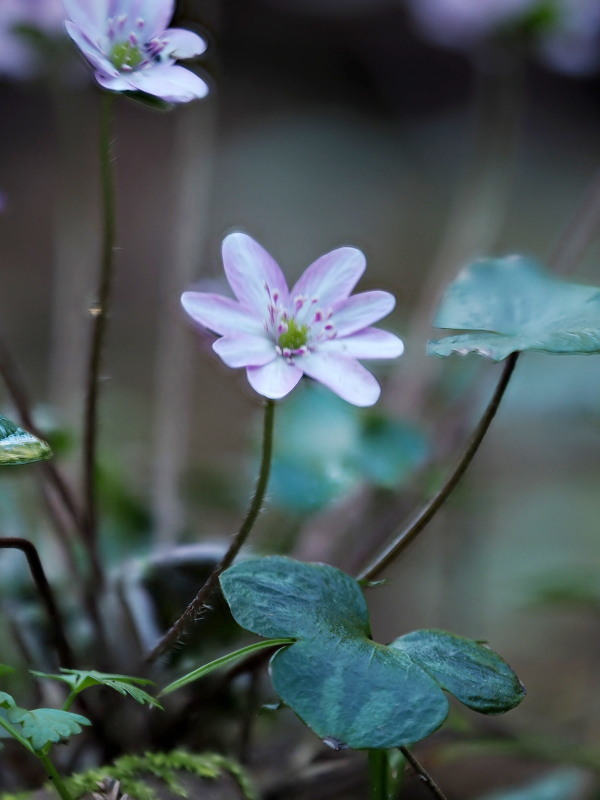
[0,691,15,709]
[0,415,52,465]
[476,768,588,800]
[32,669,161,708]
[271,384,359,512]
[271,384,429,513]
[428,256,600,361]
[271,636,448,750]
[219,557,370,640]
[356,416,429,489]
[390,630,525,713]
[220,558,525,750]
[6,707,90,751]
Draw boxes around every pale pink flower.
[63,0,208,102]
[182,233,404,406]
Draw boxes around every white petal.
[126,63,208,102]
[246,359,303,400]
[65,21,119,75]
[213,335,276,368]
[321,328,404,360]
[181,292,263,336]
[116,0,175,38]
[163,28,207,58]
[95,71,136,91]
[299,352,381,406]
[222,233,290,314]
[290,247,366,306]
[63,0,107,39]
[332,291,396,336]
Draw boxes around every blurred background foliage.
[0,0,599,797]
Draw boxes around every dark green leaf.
[271,636,448,749]
[428,256,600,361]
[0,415,52,465]
[220,556,370,641]
[390,629,525,713]
[6,707,90,751]
[220,558,525,750]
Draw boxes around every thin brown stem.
[399,747,449,800]
[145,399,276,663]
[0,537,75,668]
[82,91,116,586]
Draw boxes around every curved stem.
[82,91,117,586]
[359,354,518,582]
[399,747,448,800]
[0,538,76,668]
[359,164,600,583]
[146,399,276,663]
[38,753,76,800]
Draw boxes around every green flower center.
[110,41,143,70]
[278,318,309,350]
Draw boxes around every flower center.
[278,318,309,351]
[110,40,144,69]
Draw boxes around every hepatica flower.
[63,0,208,102]
[182,233,404,406]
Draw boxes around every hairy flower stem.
[39,753,76,800]
[146,399,276,663]
[0,538,75,668]
[358,167,600,583]
[82,91,117,588]
[399,747,448,800]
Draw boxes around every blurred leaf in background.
[269,383,429,513]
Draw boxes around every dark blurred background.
[0,0,599,795]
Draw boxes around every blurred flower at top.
[0,0,66,79]
[406,0,600,75]
[63,0,208,102]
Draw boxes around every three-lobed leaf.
[220,557,525,750]
[428,256,600,361]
